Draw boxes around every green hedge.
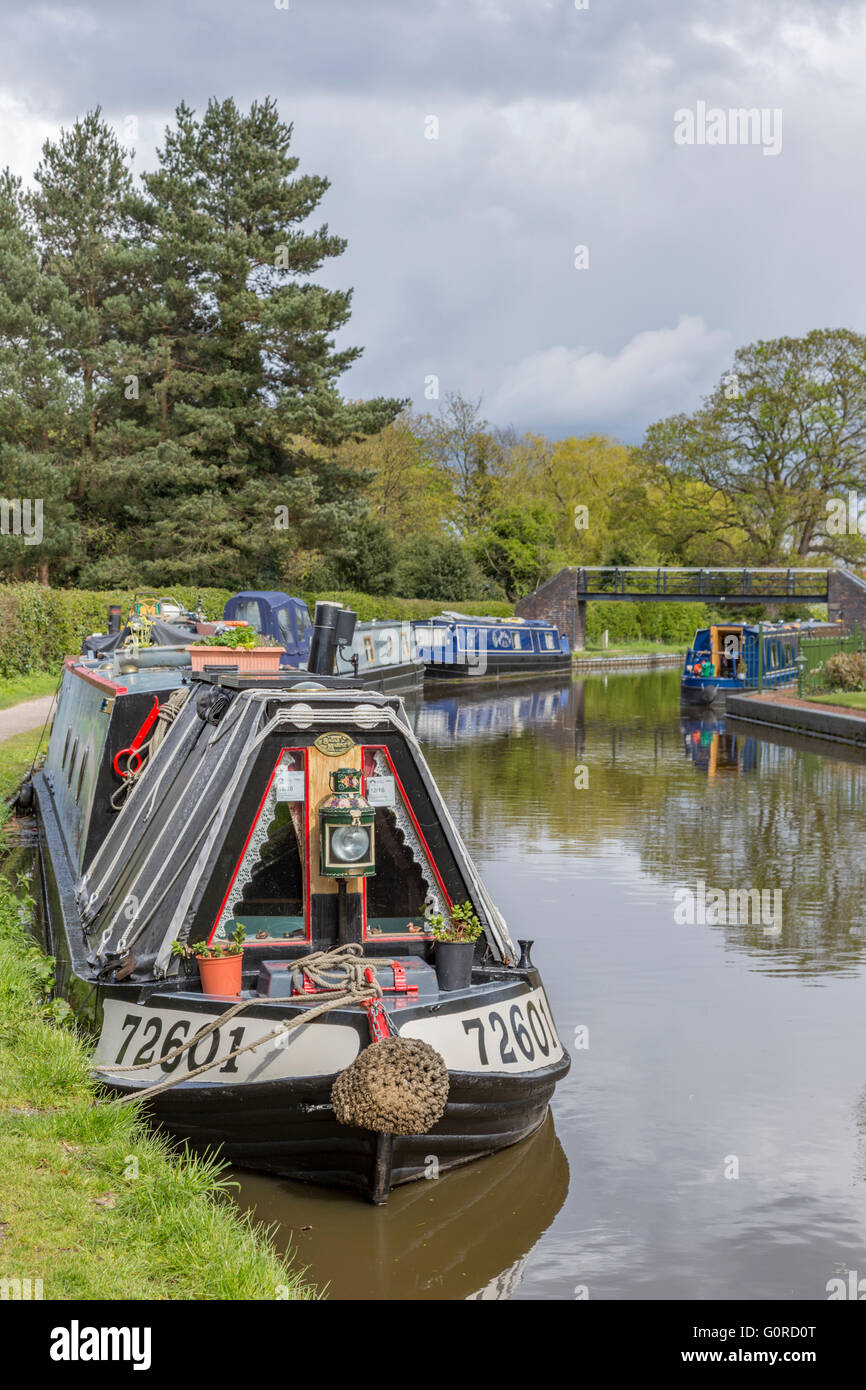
[0,585,233,678]
[585,601,709,645]
[300,591,514,623]
[0,585,515,678]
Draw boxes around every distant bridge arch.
[515,566,866,651]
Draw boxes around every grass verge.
[0,729,46,828]
[0,877,318,1300]
[808,690,866,712]
[576,643,684,660]
[0,673,60,710]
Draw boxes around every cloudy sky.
[0,0,863,441]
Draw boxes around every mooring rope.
[96,944,394,1104]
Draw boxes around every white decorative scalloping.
[214,752,303,938]
[370,750,447,920]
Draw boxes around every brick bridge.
[515,566,866,650]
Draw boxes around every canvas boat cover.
[77,683,515,980]
[84,618,203,656]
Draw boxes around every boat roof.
[77,676,515,978]
[226,590,308,609]
[421,612,556,628]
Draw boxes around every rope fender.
[94,944,448,1132]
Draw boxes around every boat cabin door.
[711,626,744,678]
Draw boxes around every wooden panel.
[306,743,363,898]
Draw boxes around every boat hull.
[97,1055,569,1201]
[423,652,572,685]
[351,657,425,696]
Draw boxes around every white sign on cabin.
[366,775,395,807]
[274,767,305,801]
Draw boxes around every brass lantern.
[319,767,376,878]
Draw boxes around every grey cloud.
[0,0,862,440]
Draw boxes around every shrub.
[825,652,866,691]
[584,601,707,645]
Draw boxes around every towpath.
[0,695,55,742]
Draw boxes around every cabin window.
[513,631,532,650]
[542,632,556,650]
[67,737,78,787]
[415,626,447,648]
[75,749,88,803]
[274,605,294,647]
[296,607,312,640]
[361,748,449,938]
[213,750,307,945]
[375,629,398,664]
[61,727,70,769]
[231,599,263,633]
[363,635,375,662]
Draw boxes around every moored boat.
[680,621,801,705]
[30,605,568,1202]
[413,612,571,685]
[84,591,425,695]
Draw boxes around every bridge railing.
[574,567,829,599]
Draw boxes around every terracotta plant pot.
[196,951,244,997]
[187,645,283,673]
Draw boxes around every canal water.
[233,668,866,1300]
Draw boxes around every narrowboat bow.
[32,606,568,1202]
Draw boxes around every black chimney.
[307,602,357,676]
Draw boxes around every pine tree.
[0,169,77,580]
[79,96,403,588]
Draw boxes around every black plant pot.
[435,940,475,993]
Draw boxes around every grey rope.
[95,944,394,1104]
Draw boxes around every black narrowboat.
[31,605,568,1202]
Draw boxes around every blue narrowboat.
[413,613,571,684]
[681,621,800,705]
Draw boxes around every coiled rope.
[96,944,392,1104]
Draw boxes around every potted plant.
[428,901,482,992]
[187,626,284,673]
[171,924,246,997]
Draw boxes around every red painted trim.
[69,661,127,695]
[209,746,310,946]
[361,744,450,941]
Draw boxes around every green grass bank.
[0,873,317,1300]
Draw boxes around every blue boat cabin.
[681,622,800,701]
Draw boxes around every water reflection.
[680,713,746,778]
[234,1113,569,1300]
